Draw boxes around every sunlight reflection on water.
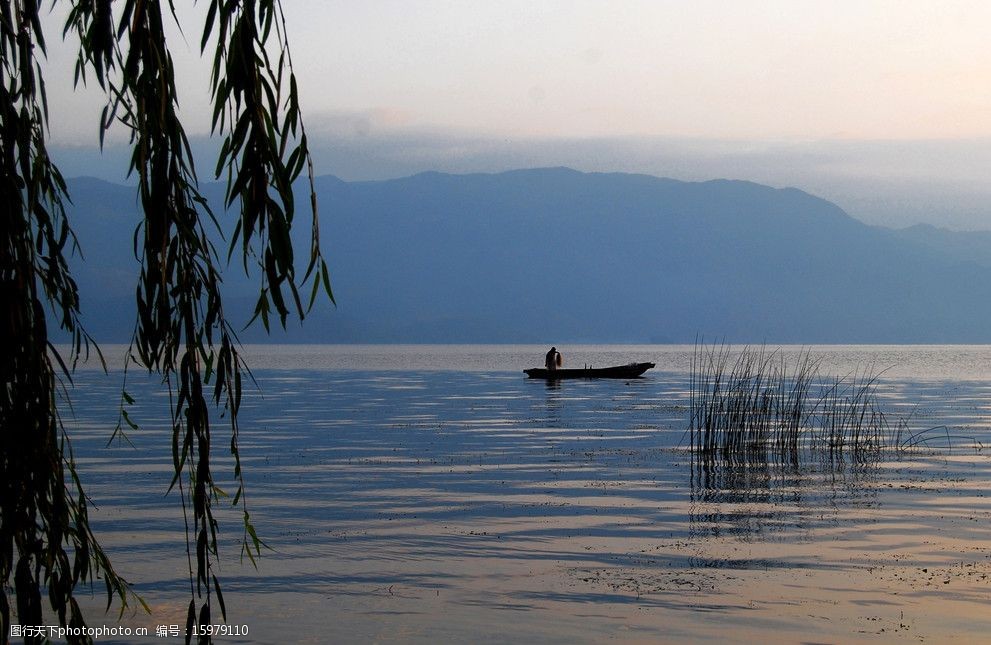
[60,346,991,643]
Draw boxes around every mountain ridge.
[59,167,991,343]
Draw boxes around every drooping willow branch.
[1,2,136,643]
[66,0,330,641]
[1,1,330,644]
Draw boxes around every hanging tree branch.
[203,0,333,328]
[2,2,330,644]
[1,2,135,643]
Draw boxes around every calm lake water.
[60,345,991,643]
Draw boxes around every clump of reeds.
[689,343,892,465]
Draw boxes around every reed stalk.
[689,343,892,465]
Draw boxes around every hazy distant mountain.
[61,168,991,343]
[889,223,991,269]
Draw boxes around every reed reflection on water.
[689,457,883,541]
[61,348,991,643]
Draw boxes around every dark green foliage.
[2,2,328,644]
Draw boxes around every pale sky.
[41,1,991,229]
[282,0,991,141]
[44,0,991,141]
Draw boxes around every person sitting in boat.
[545,347,562,371]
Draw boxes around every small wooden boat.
[524,362,655,380]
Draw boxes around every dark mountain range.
[60,168,991,343]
